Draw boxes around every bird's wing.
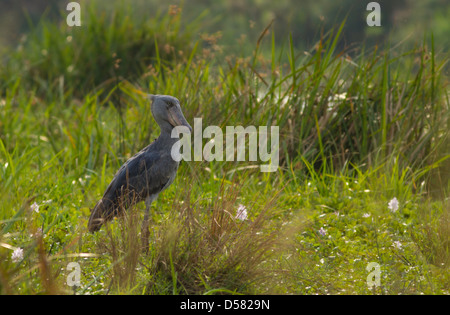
[88,146,178,232]
[105,148,171,201]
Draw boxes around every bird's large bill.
[168,107,192,132]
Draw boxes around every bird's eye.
[166,101,175,108]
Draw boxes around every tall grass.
[130,21,449,175]
[2,3,448,173]
[95,182,280,294]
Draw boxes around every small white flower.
[318,227,327,236]
[392,241,402,250]
[11,248,24,262]
[363,213,371,218]
[30,202,39,213]
[388,197,399,212]
[236,204,248,221]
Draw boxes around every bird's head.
[147,94,192,134]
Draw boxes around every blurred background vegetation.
[1,0,449,54]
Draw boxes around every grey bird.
[87,94,191,245]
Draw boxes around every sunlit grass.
[0,1,449,295]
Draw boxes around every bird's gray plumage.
[88,94,191,233]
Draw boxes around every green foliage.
[0,1,449,295]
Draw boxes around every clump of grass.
[95,204,143,292]
[260,26,448,173]
[148,182,279,294]
[411,201,450,268]
[93,179,281,295]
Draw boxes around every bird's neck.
[156,128,179,144]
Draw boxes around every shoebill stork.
[87,94,191,247]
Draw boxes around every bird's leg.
[141,197,152,252]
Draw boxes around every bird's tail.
[88,198,114,232]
